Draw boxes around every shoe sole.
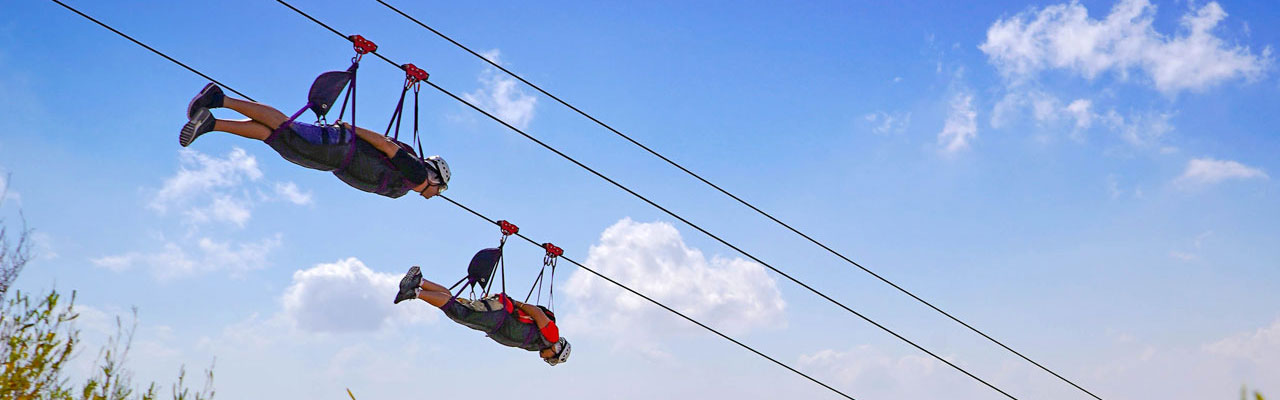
[394,266,422,304]
[180,109,211,147]
[188,83,217,120]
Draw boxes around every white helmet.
[424,155,450,191]
[544,337,571,366]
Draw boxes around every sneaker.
[180,108,214,147]
[394,266,423,304]
[187,83,225,120]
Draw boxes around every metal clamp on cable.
[349,34,378,56]
[404,63,429,84]
[498,220,519,236]
[542,243,563,258]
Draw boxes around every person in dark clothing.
[179,83,450,199]
[394,266,572,366]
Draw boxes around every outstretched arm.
[338,122,442,199]
[512,300,552,329]
[340,122,400,158]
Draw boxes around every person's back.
[444,294,558,352]
[394,266,571,366]
[179,83,451,200]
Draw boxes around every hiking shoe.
[394,266,423,304]
[180,108,214,147]
[187,83,225,120]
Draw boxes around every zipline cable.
[374,2,1100,399]
[274,2,1019,399]
[43,2,856,399]
[438,194,855,399]
[47,0,254,102]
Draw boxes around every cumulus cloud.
[282,258,432,333]
[1175,157,1268,188]
[980,0,1271,94]
[152,148,262,211]
[864,111,911,135]
[91,234,282,280]
[938,93,977,154]
[563,218,785,352]
[463,49,537,129]
[151,148,311,228]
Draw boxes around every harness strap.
[486,293,515,335]
[413,86,423,159]
[384,81,410,141]
[333,125,358,173]
[265,104,312,145]
[448,276,473,303]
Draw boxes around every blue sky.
[3,0,1278,398]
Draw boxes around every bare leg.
[212,119,273,141]
[418,277,451,293]
[223,97,289,130]
[416,290,453,308]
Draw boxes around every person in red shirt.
[394,266,571,366]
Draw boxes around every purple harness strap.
[333,125,358,173]
[265,104,311,145]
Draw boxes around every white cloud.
[479,49,502,65]
[938,93,977,154]
[91,234,282,280]
[991,90,1175,148]
[1103,109,1173,147]
[463,49,537,129]
[281,257,433,333]
[273,182,313,206]
[864,111,911,135]
[980,0,1271,94]
[185,195,252,227]
[991,90,1068,129]
[1175,157,1268,188]
[152,148,262,213]
[1065,99,1094,129]
[1206,319,1280,366]
[150,148,311,228]
[1092,318,1280,399]
[563,218,785,352]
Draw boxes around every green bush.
[1,192,214,400]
